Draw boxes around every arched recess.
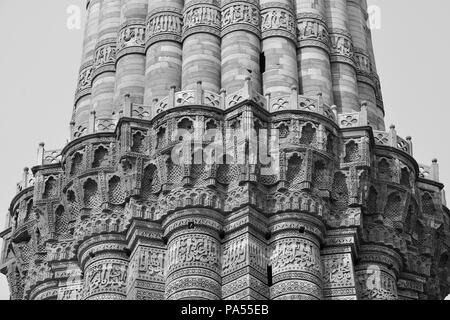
[331,172,349,215]
[156,126,166,149]
[108,176,126,204]
[92,145,108,168]
[384,192,404,230]
[70,152,83,176]
[400,167,411,187]
[83,179,101,208]
[378,158,393,181]
[131,130,146,153]
[422,192,436,215]
[55,205,68,235]
[286,153,304,188]
[141,164,160,199]
[299,123,316,145]
[312,160,329,190]
[43,176,58,199]
[344,140,360,163]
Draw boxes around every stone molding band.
[92,39,117,81]
[261,3,297,43]
[183,1,222,40]
[146,7,183,49]
[116,19,146,61]
[296,13,330,52]
[221,0,261,38]
[75,62,94,104]
[329,28,356,69]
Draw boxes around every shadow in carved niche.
[108,176,126,205]
[400,167,411,187]
[384,193,403,231]
[177,118,194,142]
[278,123,289,139]
[205,119,218,143]
[25,199,33,222]
[331,172,349,215]
[156,127,166,149]
[422,193,436,215]
[378,158,393,181]
[35,227,42,247]
[412,220,425,248]
[366,187,378,215]
[344,140,361,163]
[83,179,101,208]
[92,146,108,168]
[326,133,335,154]
[131,131,145,153]
[55,205,68,235]
[43,176,58,199]
[70,152,83,176]
[438,253,449,297]
[66,190,79,232]
[404,200,418,238]
[299,123,316,145]
[286,153,303,188]
[312,160,328,190]
[141,164,160,200]
[165,158,182,186]
[13,209,18,229]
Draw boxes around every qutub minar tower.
[1,0,449,300]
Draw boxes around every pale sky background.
[0,0,449,300]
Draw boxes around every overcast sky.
[0,0,449,300]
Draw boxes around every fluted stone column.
[126,221,166,300]
[91,0,121,120]
[78,234,129,300]
[182,0,222,92]
[73,0,101,136]
[260,0,298,97]
[113,0,148,113]
[221,208,269,300]
[163,209,223,300]
[347,0,381,129]
[221,0,262,95]
[296,0,334,105]
[326,0,359,113]
[269,213,324,300]
[355,245,401,300]
[321,229,358,300]
[362,0,385,130]
[144,0,183,105]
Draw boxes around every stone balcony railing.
[419,160,440,182]
[122,78,337,122]
[62,80,441,181]
[338,105,414,156]
[71,113,119,140]
[373,126,413,155]
[16,167,34,194]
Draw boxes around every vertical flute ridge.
[326,0,359,113]
[113,0,148,113]
[144,0,184,105]
[347,0,383,130]
[260,0,298,97]
[182,0,222,92]
[73,0,102,138]
[221,0,262,95]
[91,0,121,120]
[296,0,334,105]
